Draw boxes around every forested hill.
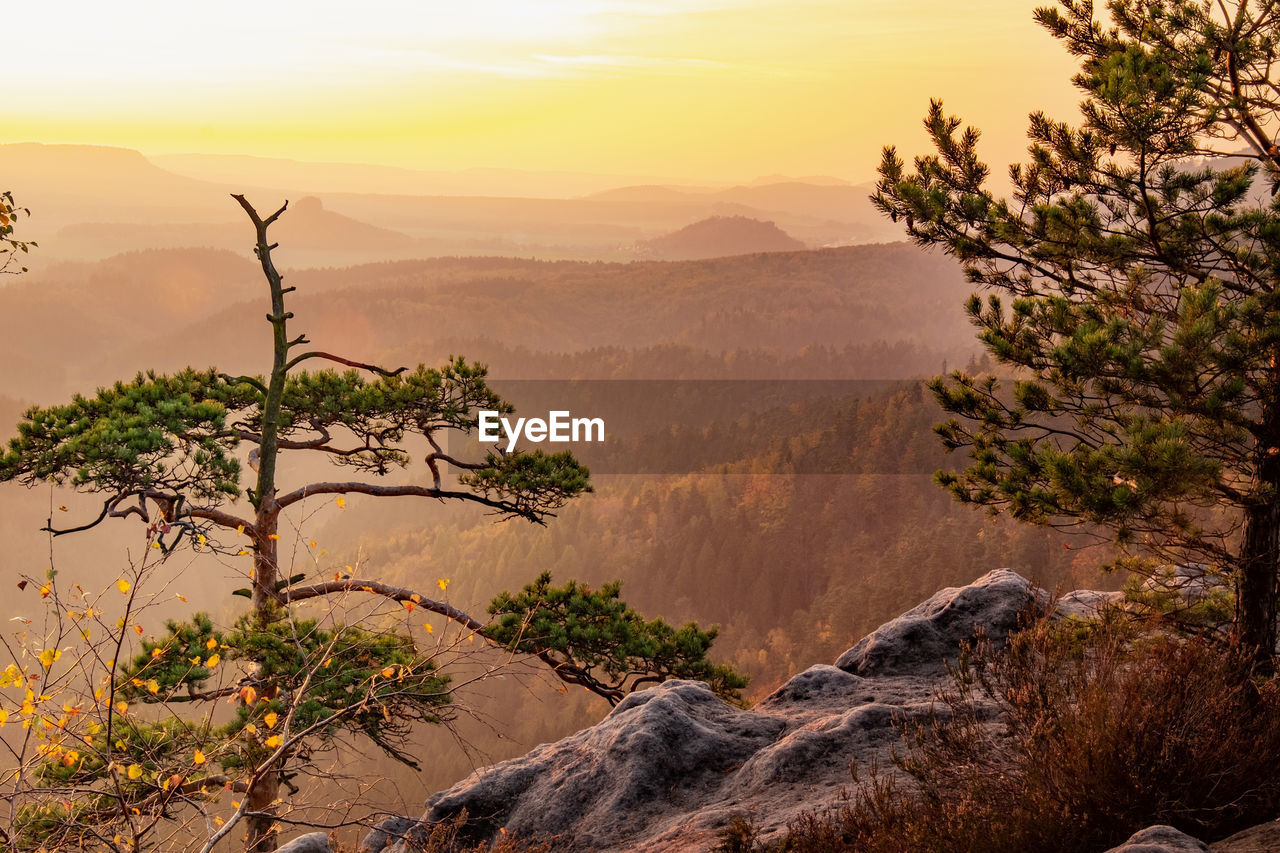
[0,241,976,402]
[636,215,807,259]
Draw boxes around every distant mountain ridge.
[1,143,900,269]
[638,215,806,259]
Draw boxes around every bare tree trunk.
[235,195,291,853]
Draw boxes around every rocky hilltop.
[275,570,1275,853]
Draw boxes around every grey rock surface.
[1211,821,1280,852]
[274,831,333,853]
[358,817,420,853]
[1056,588,1124,619]
[834,567,1035,676]
[366,569,1037,853]
[1104,825,1211,852]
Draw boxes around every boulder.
[358,817,421,853]
[835,568,1035,676]
[1104,825,1210,852]
[275,832,333,853]
[1055,588,1124,619]
[1210,820,1280,852]
[1140,564,1226,604]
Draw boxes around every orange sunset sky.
[8,1,1080,185]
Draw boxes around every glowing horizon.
[8,0,1080,184]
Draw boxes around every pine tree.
[873,0,1280,665]
[0,196,741,852]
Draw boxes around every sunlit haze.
[8,0,1079,183]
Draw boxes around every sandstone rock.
[1103,825,1210,852]
[362,569,1042,852]
[275,831,333,853]
[1140,564,1227,604]
[1055,588,1124,618]
[419,680,786,850]
[358,817,420,853]
[835,568,1035,676]
[1210,820,1280,852]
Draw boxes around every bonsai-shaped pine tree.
[0,196,745,853]
[484,572,748,707]
[0,196,594,853]
[874,0,1280,666]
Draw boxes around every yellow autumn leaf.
[205,637,218,650]
[236,524,244,536]
[335,497,346,508]
[268,533,280,540]
[264,711,278,729]
[38,648,60,668]
[0,709,9,726]
[265,735,281,749]
[205,654,220,668]
[239,686,257,705]
[151,647,164,659]
[381,666,396,678]
[176,593,187,603]
[437,578,449,591]
[146,680,160,695]
[128,764,143,780]
[115,701,128,716]
[192,749,206,765]
[404,601,416,613]
[116,579,130,594]
[39,584,50,598]
[424,623,434,634]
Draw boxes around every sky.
[7,0,1082,184]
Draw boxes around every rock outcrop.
[364,569,1070,852]
[274,831,334,853]
[1103,826,1210,853]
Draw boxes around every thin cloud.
[530,53,809,78]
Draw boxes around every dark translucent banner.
[444,379,943,475]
